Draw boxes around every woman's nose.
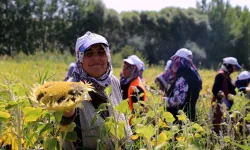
[91,52,101,59]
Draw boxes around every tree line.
[1,0,250,68]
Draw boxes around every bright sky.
[102,0,250,12]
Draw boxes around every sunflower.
[31,81,94,111]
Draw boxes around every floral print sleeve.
[166,77,189,107]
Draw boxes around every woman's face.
[231,65,237,73]
[82,44,108,78]
[122,62,134,78]
[233,65,237,72]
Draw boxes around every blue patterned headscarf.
[162,55,201,85]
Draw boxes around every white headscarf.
[72,31,112,89]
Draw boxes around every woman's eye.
[85,52,92,57]
[98,50,106,56]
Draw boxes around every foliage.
[1,0,250,68]
[112,45,147,68]
[0,63,82,150]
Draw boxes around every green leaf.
[132,103,140,110]
[224,136,230,142]
[105,85,112,96]
[214,143,221,150]
[24,131,37,148]
[194,133,202,138]
[96,103,109,114]
[5,101,19,110]
[192,123,204,133]
[228,140,250,150]
[165,131,173,141]
[90,113,100,127]
[115,99,130,114]
[66,122,76,132]
[38,60,54,84]
[23,107,43,123]
[117,121,125,140]
[136,124,155,140]
[0,111,11,121]
[97,103,109,110]
[44,137,58,150]
[12,83,27,97]
[163,112,175,123]
[0,83,8,89]
[138,101,149,107]
[60,122,76,132]
[171,125,180,134]
[245,113,250,122]
[139,93,144,97]
[155,142,167,150]
[153,96,162,104]
[65,131,77,142]
[54,111,63,123]
[131,117,143,125]
[147,110,155,118]
[38,123,53,136]
[104,117,115,136]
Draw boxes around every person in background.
[165,60,172,71]
[61,31,131,149]
[120,55,147,117]
[155,60,172,93]
[235,71,250,134]
[163,48,202,122]
[64,62,76,81]
[235,71,250,96]
[211,57,242,133]
[155,48,193,94]
[120,55,145,82]
[139,60,145,81]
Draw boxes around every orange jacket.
[128,77,146,110]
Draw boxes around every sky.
[102,0,250,13]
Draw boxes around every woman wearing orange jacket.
[120,55,146,112]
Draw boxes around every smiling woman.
[61,31,131,149]
[120,55,147,125]
[81,44,108,78]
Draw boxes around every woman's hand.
[246,87,250,93]
[63,108,75,117]
[217,90,225,98]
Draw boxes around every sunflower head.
[31,81,94,111]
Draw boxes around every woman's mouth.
[89,63,104,67]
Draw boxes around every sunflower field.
[0,52,250,150]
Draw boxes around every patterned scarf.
[162,55,201,85]
[120,65,140,86]
[221,64,231,74]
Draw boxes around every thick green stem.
[153,104,159,147]
[16,106,22,150]
[144,137,153,150]
[242,109,247,145]
[108,95,119,150]
[59,132,64,150]
[171,125,175,150]
[185,122,188,148]
[11,89,22,150]
[113,109,119,150]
